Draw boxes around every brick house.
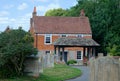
[30,7,99,65]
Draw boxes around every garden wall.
[90,56,120,81]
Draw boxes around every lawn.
[0,64,81,81]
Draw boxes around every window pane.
[46,51,50,54]
[77,51,81,59]
[46,37,50,43]
[45,34,51,44]
[61,34,67,37]
[77,35,82,38]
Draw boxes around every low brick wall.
[90,56,120,81]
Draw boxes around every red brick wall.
[36,35,59,51]
[33,34,92,51]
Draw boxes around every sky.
[0,0,77,32]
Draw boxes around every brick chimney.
[32,6,37,17]
[80,9,85,17]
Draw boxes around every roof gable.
[30,8,92,34]
[32,16,92,34]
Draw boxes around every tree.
[0,28,37,78]
[45,8,67,16]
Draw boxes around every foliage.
[0,28,37,78]
[106,44,120,56]
[45,8,67,16]
[0,64,81,81]
[67,59,77,65]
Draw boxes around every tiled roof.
[33,16,92,34]
[53,38,100,47]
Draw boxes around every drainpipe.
[36,33,38,48]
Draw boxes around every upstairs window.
[45,34,52,44]
[77,34,83,38]
[61,34,67,37]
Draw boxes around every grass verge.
[0,64,81,81]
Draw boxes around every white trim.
[60,34,68,37]
[44,34,52,45]
[83,34,92,37]
[77,51,83,60]
[76,34,83,38]
[35,33,92,36]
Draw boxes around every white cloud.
[0,17,9,24]
[73,1,77,6]
[0,11,9,17]
[0,17,17,24]
[10,13,31,30]
[36,0,48,2]
[4,4,14,9]
[37,3,60,15]
[24,13,32,18]
[9,18,16,22]
[18,3,28,10]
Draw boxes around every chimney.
[80,9,85,17]
[32,6,37,17]
[5,26,10,32]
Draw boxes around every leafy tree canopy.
[0,28,37,78]
[45,8,67,16]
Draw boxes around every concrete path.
[66,66,90,81]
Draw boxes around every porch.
[53,38,99,65]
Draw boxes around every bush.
[67,60,77,65]
[0,29,37,78]
[107,44,120,56]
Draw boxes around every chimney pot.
[32,6,37,17]
[80,9,85,16]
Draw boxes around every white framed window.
[46,51,51,54]
[77,51,83,60]
[77,34,83,38]
[45,34,52,44]
[61,34,68,37]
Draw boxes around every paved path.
[66,66,90,81]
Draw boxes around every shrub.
[107,44,120,56]
[0,29,37,78]
[67,60,77,65]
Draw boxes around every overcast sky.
[0,0,77,32]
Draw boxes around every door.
[60,52,68,63]
[64,52,68,64]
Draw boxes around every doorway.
[60,52,68,63]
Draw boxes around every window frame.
[61,34,68,37]
[45,51,51,54]
[77,51,83,60]
[76,34,83,38]
[44,34,52,44]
